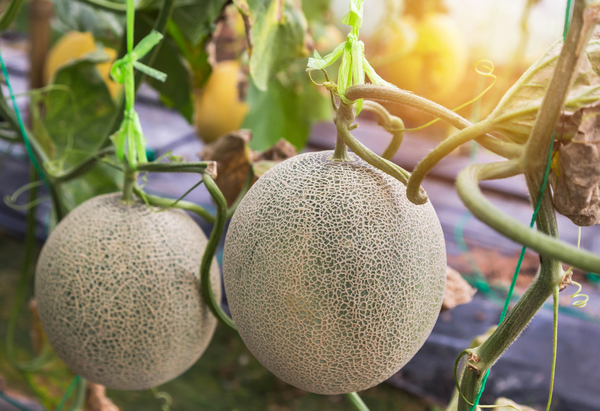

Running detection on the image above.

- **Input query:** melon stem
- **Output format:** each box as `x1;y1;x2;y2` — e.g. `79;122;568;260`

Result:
122;168;136;203
331;102;354;161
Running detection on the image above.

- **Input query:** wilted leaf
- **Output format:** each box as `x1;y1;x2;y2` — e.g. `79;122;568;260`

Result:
494;398;536;411
200;131;296;205
243;63;332;150
201;130;254;206
490;38;600;143
31;54;120;210
552;103;600;226
247;0;308;91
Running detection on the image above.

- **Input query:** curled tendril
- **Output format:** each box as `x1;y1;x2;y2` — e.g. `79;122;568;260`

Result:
152;388;172;411
570;281;589;308
563;228;590;308
4;180;48;211
308;68;339;110
404;59;498;133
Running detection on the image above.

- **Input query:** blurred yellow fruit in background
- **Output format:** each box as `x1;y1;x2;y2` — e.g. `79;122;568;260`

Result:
194;60;249;143
45;31;120;99
372;13;468;102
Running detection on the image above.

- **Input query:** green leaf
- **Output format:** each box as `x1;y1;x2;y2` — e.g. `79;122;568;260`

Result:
137;0;227;46
171;0;229;46
136;12;194;123
30;54;120;210
301;0;331;22
490;38;600;143
243;63;332;151
51;0;125;48
248;0;308;91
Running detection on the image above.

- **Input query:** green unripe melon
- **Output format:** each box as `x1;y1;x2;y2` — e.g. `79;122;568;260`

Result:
35;193;221;390
223;151;446;395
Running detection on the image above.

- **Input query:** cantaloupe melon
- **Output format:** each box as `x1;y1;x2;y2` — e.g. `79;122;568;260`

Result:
35;193;220;390
223;151;447;395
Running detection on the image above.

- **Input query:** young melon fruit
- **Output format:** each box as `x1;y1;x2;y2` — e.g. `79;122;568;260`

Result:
45;31;120;99
223;151;447;395
35;193;221;390
194;60;249;143
372;13;467;102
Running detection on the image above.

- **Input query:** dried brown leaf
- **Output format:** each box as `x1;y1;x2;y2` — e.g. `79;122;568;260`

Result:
552;103;600;226
441;266;476;312
201;133;297;205
85;383;120;411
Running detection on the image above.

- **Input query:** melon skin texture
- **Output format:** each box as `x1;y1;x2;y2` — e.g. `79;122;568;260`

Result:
35;193;221;390
223;151;447;395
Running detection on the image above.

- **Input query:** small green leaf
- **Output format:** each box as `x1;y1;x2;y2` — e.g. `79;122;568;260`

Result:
307;43;344;70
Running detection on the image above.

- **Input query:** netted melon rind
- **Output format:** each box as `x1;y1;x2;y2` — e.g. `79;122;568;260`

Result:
223;151;446;395
35;193;221;390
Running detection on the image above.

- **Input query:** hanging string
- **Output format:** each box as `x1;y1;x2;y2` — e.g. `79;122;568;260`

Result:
469;1;573;409
0;51;49;187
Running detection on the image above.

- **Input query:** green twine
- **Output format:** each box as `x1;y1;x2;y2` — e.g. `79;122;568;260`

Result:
469;1;573;409
0;390;35;411
54;375;81;411
0;50;49;187
1;41;86;411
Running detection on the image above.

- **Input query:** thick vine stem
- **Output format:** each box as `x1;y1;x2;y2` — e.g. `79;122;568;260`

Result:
361;100;406;160
406;119;495;204
201;175;237;331
335;103;426;199
457;184;563;410
524;0;599;187
456;162;600;273
345;85;523;160
136;161;217;177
